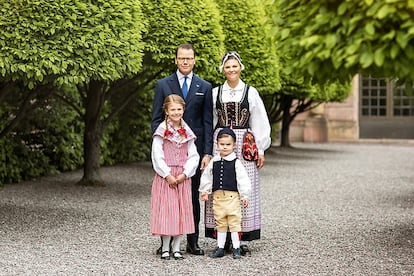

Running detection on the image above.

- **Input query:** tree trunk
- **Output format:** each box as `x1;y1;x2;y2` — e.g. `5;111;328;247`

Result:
78;81;106;186
280;95;294;147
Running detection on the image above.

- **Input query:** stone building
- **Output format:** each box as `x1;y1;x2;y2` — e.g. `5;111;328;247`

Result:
290;75;414;142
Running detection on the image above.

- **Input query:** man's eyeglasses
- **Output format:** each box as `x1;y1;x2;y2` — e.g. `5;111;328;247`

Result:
177;57;194;62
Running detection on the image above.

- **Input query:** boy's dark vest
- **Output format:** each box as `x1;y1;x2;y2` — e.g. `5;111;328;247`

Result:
212;158;238;192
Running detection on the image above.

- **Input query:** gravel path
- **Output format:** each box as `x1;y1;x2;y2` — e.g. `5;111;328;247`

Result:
1;142;413;275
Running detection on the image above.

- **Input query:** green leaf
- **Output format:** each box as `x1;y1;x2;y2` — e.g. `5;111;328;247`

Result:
360;50;374;68
345;54;359;68
376;4;396;19
390;44;400;59
396;31;409;49
364;22;375;36
337;2;349;16
346;41;361;55
374;47;385;66
325;34;337;48
381;29;395;41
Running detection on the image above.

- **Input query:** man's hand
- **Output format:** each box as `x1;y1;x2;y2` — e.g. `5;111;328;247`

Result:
200;192;209;201
200;155;212;170
242;198;249;208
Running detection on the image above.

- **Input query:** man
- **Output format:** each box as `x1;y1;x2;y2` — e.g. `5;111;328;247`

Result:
151;43;213;255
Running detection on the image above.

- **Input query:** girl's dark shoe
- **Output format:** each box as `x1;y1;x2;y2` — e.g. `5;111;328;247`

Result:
240;245;251;256
160;251;170;260
173;251;184;260
232;248;241;259
208;247;225;258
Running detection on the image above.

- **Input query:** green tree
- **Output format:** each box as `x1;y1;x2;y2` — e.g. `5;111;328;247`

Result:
275;0;414;83
265;69;350;147
0;83;84;185
263;1;353;147
0;0;146;185
214;0;279;94
107;0;225;162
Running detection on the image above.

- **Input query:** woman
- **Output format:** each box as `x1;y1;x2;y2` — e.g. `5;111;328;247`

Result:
204;51;271;255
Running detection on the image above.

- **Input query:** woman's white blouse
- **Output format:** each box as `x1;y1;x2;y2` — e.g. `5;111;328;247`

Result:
212;80;271;154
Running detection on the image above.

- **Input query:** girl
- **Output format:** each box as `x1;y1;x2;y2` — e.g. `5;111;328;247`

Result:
150;94;200;260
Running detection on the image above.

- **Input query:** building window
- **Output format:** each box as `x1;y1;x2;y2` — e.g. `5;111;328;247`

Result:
393;84;414;116
360;76;414;118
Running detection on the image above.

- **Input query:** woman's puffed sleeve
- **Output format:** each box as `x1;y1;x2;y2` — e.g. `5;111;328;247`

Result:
235;159;251;199
248;86;271;154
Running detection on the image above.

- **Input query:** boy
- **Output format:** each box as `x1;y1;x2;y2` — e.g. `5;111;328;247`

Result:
199;128;251;259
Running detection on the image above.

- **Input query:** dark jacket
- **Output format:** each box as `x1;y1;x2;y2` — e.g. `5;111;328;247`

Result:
151;72;213;157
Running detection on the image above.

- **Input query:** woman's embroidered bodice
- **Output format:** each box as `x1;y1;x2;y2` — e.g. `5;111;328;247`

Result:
216;85;250;128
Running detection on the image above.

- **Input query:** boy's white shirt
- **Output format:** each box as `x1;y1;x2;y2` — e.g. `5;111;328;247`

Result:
199;152;251;199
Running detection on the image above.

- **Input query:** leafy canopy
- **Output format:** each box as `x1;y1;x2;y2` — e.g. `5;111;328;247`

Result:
0;0;145;88
215;0;280;93
275;0;414;83
141;0;224;83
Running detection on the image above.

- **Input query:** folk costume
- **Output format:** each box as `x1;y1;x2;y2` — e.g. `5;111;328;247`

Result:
204;80;271;242
150;119;199;236
200;151;251;233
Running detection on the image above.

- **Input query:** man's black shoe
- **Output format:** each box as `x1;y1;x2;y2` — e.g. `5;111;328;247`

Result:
224;240;232;253
186;244;205;255
240;244;251;256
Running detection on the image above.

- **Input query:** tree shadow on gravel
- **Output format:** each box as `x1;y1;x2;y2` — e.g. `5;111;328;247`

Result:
385;187;414;209
0;203;98;233
0;162;154;200
367;223;414;260
265;145;348;166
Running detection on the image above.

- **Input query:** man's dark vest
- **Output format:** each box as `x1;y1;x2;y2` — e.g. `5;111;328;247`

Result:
212;158;238;192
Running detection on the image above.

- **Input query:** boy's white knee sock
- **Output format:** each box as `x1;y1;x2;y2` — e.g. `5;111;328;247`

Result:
217;232;226;248
231;232;240;249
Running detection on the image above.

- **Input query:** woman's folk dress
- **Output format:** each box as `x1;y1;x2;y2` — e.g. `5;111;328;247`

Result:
204;80;271;241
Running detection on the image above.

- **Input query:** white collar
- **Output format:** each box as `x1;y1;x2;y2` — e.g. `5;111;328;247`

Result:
176;70;193;80
223;79;245;91
215;151;237;161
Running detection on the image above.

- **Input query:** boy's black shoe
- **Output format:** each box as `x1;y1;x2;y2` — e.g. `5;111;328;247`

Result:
232;248;241;259
208;247;225;258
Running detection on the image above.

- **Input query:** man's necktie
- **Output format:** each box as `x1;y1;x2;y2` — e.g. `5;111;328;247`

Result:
182;76;188;99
